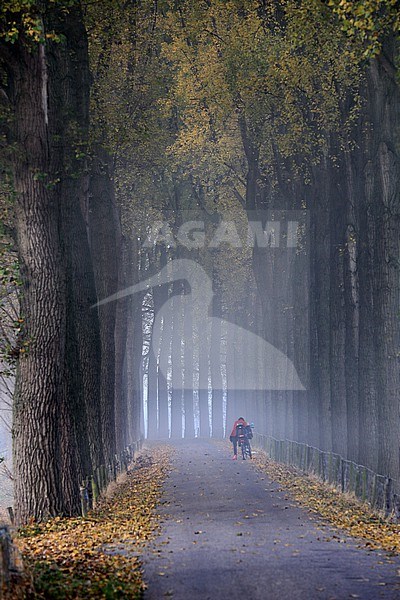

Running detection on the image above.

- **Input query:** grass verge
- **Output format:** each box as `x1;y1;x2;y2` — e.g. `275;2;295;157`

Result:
253;448;400;555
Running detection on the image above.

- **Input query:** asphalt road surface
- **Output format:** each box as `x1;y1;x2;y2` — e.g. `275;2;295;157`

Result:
142;439;400;600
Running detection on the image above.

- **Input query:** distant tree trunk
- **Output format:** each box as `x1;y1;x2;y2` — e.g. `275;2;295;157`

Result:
123;237;143;445
147;251;165;439
147;311;159;439
183;297;195;438
253;291;268;436
357;135;379;470
210;283;223;438
311;161;332;451
225;316;237;434
158;362;170;439
308;191;324;449
157;307;170;439
198;316;210;437
114;236;129;451
152;248;169;439
292;210;309;443
284;247;295;441
89;146;118;465
329;153;347;457
171;292;183;438
126;292;143;445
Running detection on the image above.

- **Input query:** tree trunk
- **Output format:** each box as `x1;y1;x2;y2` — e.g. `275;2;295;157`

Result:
210;282;223;438
89;146;118;465
329;154;347;457
198;315;210;437
183;296;195;438
367;45;400;483
147;315;159;439
6;3;94;522
114;236;129;450
343;149;360;464
10;41;65;521
170;291;183;438
311;161;332;451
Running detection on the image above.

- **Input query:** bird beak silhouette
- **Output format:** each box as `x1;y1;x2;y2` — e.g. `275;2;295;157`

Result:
93;270;164;308
93;259;206;308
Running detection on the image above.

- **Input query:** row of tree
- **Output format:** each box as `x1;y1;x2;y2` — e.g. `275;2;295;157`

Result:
0;0;399;523
139;0;400;490
0;1;151;523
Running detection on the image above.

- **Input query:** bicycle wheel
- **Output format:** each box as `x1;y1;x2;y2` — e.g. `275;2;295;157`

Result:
241;441;246;460
246;441;252;459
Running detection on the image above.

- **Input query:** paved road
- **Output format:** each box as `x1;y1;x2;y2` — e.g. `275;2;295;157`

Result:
142;439;400;599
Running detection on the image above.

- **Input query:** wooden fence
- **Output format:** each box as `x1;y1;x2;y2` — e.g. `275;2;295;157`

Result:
79;439;143;516
253;432;400;519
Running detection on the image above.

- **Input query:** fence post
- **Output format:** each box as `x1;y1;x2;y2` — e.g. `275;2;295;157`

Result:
91;474;99;507
385;478;393;517
0;525;12;589
6;508;14;526
80;481;89;518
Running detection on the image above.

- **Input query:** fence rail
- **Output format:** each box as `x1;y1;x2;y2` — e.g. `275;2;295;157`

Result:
253;433;400;519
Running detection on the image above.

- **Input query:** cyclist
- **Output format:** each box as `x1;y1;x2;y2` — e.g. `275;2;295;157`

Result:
229;416;249;460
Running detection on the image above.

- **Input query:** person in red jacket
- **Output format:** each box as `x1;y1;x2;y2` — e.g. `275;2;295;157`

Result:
229;416;248;460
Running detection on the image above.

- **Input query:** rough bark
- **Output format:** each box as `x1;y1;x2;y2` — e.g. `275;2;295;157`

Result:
5;2;94;522
89;146;118;465
10;41;65;522
367;45;400;483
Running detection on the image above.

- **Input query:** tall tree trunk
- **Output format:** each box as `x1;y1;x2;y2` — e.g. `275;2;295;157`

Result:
126;291;144;445
54;6;96;510
54;5;104;485
89;146;118;465
343;149;360;464
10;42;65;522
5;2;94;522
157;306;170;439
311;161;332;451
123;237;143;445
183;296;195;438
210;281;223;438
170;291;183;438
329;154;347;457
114;236;129;450
198;314;210;437
368;45;400;483
147;315;159;439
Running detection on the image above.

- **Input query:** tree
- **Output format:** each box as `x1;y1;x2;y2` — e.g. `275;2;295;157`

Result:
0;0;100;522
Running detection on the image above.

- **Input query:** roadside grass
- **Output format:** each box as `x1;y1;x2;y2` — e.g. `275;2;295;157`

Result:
12;445;172;599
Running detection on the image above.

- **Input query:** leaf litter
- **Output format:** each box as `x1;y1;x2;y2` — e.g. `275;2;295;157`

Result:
253;449;400;556
14;445;173;599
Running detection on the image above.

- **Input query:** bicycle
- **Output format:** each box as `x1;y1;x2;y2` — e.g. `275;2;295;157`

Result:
237;430;252;460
